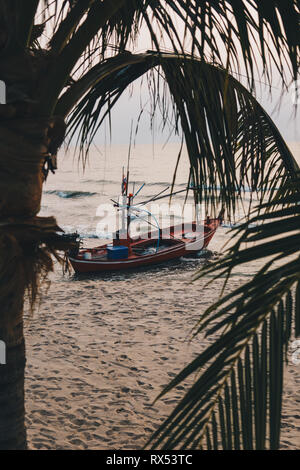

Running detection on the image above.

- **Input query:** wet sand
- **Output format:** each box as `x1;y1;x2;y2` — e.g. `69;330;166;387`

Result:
23;232;300;450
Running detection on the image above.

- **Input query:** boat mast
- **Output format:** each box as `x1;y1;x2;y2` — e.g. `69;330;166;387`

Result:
126;130;132;245
120;166;127;240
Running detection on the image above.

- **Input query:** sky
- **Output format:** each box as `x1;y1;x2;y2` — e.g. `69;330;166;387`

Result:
91;75;300;147
41;3;299;149
89;15;300;148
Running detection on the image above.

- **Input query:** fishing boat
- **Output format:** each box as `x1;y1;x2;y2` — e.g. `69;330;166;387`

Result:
68;171;222;273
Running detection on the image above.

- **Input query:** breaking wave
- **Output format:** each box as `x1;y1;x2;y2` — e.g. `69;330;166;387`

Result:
62;225;112;239
44;190;97;199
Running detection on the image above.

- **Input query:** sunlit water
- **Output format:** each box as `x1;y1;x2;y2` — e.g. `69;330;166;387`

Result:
40;141;300;267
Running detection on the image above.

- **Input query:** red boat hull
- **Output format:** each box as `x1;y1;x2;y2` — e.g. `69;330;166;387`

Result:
69;219;220;273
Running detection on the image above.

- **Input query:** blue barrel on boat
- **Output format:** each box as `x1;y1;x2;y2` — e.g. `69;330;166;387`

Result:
107;245;129;260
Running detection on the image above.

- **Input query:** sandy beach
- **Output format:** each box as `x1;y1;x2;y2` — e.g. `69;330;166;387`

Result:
23;144;300;450
23;228;300;450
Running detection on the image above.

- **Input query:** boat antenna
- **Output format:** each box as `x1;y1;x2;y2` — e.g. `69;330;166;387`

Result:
143;186;205;204
114;186;198;207
136;186;170;206
126;120;133;196
121;166;125;195
133;183;145;199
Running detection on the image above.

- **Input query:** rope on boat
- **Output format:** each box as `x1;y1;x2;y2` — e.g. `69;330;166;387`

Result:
118;203;161;253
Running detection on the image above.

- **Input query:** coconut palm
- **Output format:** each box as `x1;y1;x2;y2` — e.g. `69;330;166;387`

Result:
0;0;298;450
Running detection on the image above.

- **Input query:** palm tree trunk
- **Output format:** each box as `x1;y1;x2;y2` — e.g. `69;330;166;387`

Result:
0;116;57;449
0;256;27;450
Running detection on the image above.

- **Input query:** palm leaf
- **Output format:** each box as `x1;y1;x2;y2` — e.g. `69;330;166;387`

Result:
146;174;300;450
2;1;298;111
2;0;296;115
153;0;300;87
63;52;298;217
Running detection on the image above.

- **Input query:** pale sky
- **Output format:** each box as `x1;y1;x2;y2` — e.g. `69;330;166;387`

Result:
41;3;299;148
91;16;300;147
92;75;300;147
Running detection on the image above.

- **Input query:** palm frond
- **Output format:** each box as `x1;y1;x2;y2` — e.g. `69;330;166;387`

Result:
2;1;299;94
162;0;300;87
37;1;299;86
48;0;94;55
37;0;132;115
63;52;298;217
146;174;300;450
0;0;39;51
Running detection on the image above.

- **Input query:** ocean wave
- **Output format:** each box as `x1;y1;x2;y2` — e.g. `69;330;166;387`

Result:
84;179;183;188
62;225;112;239
44;190;97;198
83;179;116;185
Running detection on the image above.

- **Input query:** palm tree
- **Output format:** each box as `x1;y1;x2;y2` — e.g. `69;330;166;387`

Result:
0;0;298;450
